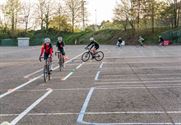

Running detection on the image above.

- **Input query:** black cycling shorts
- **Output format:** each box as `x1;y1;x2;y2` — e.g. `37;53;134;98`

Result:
59;49;65;55
44;53;50;60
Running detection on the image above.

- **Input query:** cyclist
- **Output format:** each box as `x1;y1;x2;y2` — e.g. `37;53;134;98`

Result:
116;37;123;47
85;37;99;58
159;36;164;46
39;38;53;71
138;36;144;46
56;36;65;65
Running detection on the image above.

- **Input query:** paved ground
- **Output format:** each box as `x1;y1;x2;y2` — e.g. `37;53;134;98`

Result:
0;45;181;125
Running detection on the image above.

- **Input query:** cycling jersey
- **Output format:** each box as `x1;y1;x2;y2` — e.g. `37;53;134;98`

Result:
56;41;65;55
87;40;99;50
40;43;53;57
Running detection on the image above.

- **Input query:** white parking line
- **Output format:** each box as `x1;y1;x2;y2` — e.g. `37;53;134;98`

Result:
77;87;95;124
23;52;84;78
10;89;53;125
95;71;100;80
0;75;43;99
95;80;181;84
2;110;181;117
76;62;84;69
99;62;105;69
0;53;83;99
24;69;43;78
78;122;181;125
62;72;74;80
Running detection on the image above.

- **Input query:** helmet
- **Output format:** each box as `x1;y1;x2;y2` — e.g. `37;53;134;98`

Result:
44;38;51;43
118;37;122;40
58;36;63;41
90;37;94;41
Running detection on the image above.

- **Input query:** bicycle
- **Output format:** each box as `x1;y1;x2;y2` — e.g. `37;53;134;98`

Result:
81;48;104;62
55;51;64;71
41;57;51;82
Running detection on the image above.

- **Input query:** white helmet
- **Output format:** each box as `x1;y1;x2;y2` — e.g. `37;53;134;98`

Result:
58;36;63;41
44;38;51;43
90;37;94;41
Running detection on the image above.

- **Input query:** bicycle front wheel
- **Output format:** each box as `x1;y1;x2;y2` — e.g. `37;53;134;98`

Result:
81;52;90;62
59;58;64;71
43;65;48;82
95;51;104;61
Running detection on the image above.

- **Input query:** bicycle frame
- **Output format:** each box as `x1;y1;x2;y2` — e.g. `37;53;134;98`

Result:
55;51;64;71
41;57;51;82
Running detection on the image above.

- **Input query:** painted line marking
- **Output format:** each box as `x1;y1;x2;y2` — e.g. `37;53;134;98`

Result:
62;72;74;81
95;80;181;84
96;86;181;90
10;89;53;125
0;53;83;99
95;71;100;81
76;62;84;69
8;84;181;93
99;62;105;69
24;52;84;78
0;75;43;99
2;110;181;117
77;87;94;124
24;69;43;78
80;122;181;125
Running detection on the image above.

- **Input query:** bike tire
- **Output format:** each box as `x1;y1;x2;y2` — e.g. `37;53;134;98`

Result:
47;65;51;80
81;52;90;62
95;51;104;61
59;58;63;71
43;65;48;83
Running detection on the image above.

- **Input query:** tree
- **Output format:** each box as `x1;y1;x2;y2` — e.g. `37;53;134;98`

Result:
64;0;82;32
21;0;32;32
49;15;72;32
114;0;135;31
4;0;21;32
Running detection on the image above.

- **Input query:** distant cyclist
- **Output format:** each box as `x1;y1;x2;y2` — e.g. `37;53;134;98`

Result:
159;36;164;46
39;38;53;71
56;36;65;64
85;37;99;58
138;36;144;46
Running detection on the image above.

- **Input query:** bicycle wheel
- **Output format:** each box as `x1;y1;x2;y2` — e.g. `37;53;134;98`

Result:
59;57;63;71
81;52;90;62
95;51;104;61
43;65;48;82
47;65;51;80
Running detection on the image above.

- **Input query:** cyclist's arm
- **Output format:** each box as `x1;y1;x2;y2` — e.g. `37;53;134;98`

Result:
50;47;53;56
40;45;44;57
87;41;93;48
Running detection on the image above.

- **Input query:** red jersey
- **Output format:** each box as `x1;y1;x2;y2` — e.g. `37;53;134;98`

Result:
40;43;53;56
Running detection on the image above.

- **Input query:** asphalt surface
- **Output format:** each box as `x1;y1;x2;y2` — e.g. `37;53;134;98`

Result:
0;45;181;125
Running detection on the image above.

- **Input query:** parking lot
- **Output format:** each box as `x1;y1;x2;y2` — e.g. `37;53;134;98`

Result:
0;45;181;125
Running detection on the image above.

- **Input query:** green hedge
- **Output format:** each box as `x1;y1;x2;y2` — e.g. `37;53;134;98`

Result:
0;39;17;46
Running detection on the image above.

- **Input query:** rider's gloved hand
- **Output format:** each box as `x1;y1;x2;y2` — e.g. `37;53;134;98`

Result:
39;56;41;62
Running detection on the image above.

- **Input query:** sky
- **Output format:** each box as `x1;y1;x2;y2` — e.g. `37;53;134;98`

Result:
86;0;117;24
0;0;117;25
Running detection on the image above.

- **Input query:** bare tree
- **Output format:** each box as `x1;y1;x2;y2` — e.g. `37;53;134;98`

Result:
21;0;32;32
64;0;82;32
114;0;135;31
4;0;21;32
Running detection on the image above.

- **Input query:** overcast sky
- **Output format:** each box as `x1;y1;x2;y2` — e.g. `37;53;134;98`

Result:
0;0;117;25
87;0;117;24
